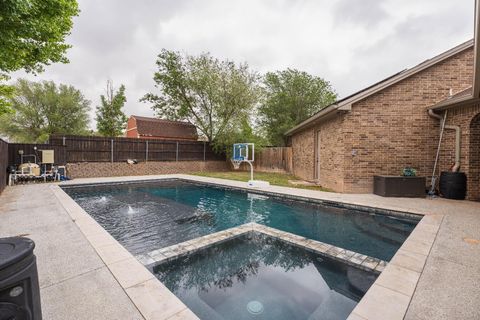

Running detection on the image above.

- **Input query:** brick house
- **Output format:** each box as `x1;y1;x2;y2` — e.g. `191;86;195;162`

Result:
285;36;480;200
125;115;198;141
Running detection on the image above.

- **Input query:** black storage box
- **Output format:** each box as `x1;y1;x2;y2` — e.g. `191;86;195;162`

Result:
373;175;426;198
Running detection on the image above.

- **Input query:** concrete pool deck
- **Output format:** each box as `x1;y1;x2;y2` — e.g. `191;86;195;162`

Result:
0;174;479;320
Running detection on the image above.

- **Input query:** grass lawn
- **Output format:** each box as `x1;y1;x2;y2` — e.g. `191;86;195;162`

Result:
192;171;332;192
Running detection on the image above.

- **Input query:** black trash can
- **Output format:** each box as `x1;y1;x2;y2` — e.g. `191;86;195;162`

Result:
439;171;467;200
0;237;42;320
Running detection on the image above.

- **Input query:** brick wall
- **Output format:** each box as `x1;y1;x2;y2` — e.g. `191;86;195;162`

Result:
440;104;480;200
317;115;346;192
469;112;480;200
342;47;474;193
291;127;315;180
125;117;138;138
290;115;346;192
66;161;228;179
291;46;477;196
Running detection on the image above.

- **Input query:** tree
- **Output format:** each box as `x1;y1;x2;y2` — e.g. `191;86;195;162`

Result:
0;0;79;116
215;116;268;156
259;69;337;146
95;81;128;137
0;75;15;115
0;0;79;74
142;50;260;148
0;79;90;142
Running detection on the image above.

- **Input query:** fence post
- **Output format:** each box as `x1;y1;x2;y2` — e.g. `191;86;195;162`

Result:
176;142;179;161
62;136;66;146
111;139;114;163
203;142;206;161
145;140;148;162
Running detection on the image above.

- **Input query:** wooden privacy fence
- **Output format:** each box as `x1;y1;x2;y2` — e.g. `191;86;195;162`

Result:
8;143;67;166
0;139;8;193
49;135;225;163
238;147;292;173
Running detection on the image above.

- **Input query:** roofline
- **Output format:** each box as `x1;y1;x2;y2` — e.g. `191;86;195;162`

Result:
285;102;351;135
430;95;480;111
285;39;474;136
137;135;198;141
131;115;195;126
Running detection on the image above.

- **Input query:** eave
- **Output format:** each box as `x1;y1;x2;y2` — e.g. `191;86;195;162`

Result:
430;95;480;111
432;0;480;111
285;103;351;136
285;39;474;136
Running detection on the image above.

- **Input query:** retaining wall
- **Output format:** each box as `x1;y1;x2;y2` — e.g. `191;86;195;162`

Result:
66;161;229;179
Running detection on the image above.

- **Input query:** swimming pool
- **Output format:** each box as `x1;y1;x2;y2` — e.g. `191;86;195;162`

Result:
154;232;378;320
63;179;419;261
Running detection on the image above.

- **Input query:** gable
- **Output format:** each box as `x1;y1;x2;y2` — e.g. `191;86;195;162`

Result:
286;40;474;136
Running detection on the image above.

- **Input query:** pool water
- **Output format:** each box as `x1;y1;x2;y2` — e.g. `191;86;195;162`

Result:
63;179;418;260
154;233;378;320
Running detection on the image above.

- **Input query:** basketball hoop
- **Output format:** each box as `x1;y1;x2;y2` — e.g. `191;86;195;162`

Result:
231;142;269;188
232;143;255;180
231;159;242;170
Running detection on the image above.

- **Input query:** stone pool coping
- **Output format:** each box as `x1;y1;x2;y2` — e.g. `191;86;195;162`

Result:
51;184;200;320
55;174;443;320
61;176;422;221
138;223;387;274
347;213;443;320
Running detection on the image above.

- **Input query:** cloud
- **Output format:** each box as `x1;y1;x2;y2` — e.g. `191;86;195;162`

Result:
334;0;389;28
330;0;474;94
10;0;474;129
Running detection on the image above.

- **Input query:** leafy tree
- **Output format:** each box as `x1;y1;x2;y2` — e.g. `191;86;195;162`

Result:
0;79;90;142
259;69;337;146
0;0;79;74
0;75;15;115
142;50;261;148
215;116;268;156
95;81;128;137
0;0;79;116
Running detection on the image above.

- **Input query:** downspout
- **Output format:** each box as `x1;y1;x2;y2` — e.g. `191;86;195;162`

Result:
428;109;461;172
429;110;447;195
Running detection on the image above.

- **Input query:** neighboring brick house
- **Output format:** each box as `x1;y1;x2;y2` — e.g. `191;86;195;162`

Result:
286;39;480;200
125;115;198;140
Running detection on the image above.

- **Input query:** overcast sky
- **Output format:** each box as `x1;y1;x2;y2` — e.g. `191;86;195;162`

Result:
12;0;474;128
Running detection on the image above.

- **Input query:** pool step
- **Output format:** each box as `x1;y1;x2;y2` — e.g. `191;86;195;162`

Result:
252;223;387;273
136;222;387;274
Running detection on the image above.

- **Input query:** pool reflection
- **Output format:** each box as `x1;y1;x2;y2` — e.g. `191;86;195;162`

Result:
154;233;377;320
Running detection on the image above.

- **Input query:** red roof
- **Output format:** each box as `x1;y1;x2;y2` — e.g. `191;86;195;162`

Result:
131;116;198;140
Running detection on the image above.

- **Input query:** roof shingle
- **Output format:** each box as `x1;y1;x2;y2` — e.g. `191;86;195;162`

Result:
132;116;198;140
